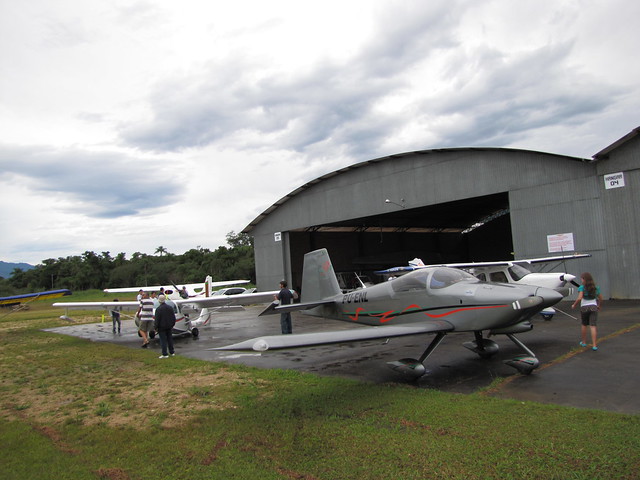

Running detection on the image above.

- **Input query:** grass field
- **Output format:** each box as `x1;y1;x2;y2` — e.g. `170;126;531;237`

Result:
0;293;638;479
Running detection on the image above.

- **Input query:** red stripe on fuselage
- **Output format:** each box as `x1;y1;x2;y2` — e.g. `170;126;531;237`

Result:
423;304;508;318
347;304;508;323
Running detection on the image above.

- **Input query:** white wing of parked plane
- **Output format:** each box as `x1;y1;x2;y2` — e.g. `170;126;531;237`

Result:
52;300;140;310
104;278;249;296
377;253;591;274
173;290;279;308
53;290;278;311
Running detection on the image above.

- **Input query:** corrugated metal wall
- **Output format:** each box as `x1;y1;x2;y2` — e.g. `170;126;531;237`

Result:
597;135;640;298
250;141;639;299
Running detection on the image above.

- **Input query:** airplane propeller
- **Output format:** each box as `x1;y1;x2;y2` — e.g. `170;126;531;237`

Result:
559;273;580;288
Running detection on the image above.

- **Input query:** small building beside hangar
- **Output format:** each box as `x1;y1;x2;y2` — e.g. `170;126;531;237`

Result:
243;127;640;299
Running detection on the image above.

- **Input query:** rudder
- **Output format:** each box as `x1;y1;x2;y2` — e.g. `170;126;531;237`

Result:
301;249;342;303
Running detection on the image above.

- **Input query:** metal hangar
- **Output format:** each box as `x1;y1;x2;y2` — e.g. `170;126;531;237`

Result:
243;127;640;299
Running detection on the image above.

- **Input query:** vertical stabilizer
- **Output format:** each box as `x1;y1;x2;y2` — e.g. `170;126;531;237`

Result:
205;275;212;297
301;249;342;303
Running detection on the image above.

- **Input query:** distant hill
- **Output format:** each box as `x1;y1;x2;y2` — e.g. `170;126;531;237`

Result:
0;261;34;279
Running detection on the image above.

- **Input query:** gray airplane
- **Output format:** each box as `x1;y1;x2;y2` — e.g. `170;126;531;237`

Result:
214;249;563;377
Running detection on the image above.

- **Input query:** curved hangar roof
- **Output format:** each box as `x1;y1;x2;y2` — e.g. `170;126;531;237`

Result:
242;147;589;234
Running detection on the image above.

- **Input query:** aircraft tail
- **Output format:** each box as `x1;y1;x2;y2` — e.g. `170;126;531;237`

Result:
301;249;342;303
205;275;212;297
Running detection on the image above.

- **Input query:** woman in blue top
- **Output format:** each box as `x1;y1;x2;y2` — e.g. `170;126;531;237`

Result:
571;272;603;351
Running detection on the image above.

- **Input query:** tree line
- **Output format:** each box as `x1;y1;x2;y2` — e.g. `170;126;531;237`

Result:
0;232;255;296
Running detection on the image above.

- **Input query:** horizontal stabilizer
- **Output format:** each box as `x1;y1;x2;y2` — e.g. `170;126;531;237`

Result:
210;322;453;352
258;300;335;316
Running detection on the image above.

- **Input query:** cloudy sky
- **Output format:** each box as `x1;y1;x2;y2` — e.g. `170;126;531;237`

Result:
1;0;638;265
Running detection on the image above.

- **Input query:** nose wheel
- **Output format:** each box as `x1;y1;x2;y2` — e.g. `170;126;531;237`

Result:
463;331;499;358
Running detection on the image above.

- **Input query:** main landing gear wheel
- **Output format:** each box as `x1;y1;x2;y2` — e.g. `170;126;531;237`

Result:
386;358;426;378
504;333;539;375
386;331;448;379
504;356;539;375
191;327;199;338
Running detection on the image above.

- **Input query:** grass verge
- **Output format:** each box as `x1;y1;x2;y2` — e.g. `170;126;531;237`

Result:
0;296;638;479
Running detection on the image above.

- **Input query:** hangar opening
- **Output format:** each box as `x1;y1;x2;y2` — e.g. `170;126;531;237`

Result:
287;192;512;288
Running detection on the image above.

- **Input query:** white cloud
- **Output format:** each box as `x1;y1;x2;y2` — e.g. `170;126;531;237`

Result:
0;0;638;264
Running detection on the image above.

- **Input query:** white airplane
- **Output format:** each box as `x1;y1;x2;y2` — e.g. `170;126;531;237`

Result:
53;286;278;338
214;249;563;377
375;253;590;320
103;275;250;300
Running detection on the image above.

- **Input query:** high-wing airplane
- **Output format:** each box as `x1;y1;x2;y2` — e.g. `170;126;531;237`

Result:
103;275;250;300
213;249;563;377
376;253;590;320
0;289;72;308
53;288;278;338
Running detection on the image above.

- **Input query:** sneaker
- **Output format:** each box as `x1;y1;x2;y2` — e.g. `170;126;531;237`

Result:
592;346;598;351
141;343;148;348
579;342;587;347
159;355;169;359
170;353;175;357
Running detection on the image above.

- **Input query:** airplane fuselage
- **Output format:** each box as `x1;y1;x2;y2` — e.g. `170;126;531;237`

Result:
319;267;562;332
467;265;576;296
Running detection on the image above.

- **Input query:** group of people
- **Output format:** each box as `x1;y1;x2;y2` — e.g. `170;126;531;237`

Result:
137;289;178;358
109;289;178;359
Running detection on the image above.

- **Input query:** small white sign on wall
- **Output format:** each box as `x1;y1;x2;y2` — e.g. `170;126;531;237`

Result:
547;233;575;253
604;172;625;190
274;232;282;242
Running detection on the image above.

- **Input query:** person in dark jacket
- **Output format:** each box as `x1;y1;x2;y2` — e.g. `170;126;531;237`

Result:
275;280;294;334
154;295;176;358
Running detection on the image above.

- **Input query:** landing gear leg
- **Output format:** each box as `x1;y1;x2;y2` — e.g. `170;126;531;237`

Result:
418;332;447;363
387;332;447;378
503;333;539;375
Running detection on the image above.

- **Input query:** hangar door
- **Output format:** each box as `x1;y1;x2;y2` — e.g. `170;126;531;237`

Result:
287;192;512;287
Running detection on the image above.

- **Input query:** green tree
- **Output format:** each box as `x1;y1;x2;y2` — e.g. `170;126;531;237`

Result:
2;230;256;294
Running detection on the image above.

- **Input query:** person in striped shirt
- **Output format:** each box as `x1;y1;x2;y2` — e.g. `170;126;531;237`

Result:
137;291;155;348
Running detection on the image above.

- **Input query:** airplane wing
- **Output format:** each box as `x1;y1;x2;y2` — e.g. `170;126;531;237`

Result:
173;290;279;308
0;289;72;306
53;290;278;311
52;300;139;310
376;253;591;274
104;279;250;294
375;261;516;274
211;321;454;352
519;253;591;265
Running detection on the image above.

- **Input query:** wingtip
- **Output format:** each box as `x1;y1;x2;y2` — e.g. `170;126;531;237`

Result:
210;338;270;352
